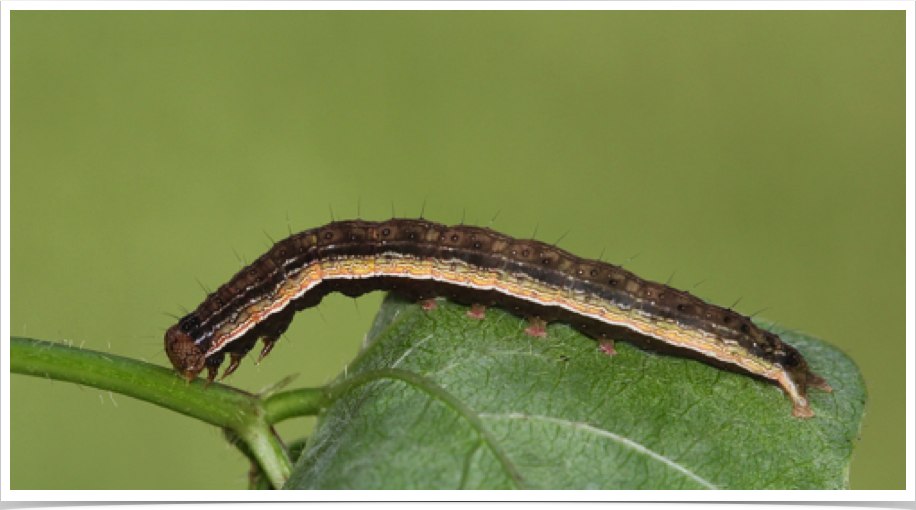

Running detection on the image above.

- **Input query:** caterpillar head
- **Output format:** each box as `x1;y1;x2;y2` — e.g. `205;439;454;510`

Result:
164;322;206;383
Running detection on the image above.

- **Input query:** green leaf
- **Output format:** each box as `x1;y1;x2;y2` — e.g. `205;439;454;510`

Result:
286;293;866;489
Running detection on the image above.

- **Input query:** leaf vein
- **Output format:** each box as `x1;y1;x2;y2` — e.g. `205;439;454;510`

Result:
478;412;718;490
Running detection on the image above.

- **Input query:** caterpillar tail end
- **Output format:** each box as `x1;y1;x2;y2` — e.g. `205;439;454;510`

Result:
807;371;833;392
792;404;815;419
790;370;832;418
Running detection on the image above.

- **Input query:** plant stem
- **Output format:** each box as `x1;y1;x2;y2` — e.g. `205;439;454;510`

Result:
265;387;330;424
11;337;293;488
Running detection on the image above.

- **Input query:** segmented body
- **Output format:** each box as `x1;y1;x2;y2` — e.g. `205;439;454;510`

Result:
164;219;830;418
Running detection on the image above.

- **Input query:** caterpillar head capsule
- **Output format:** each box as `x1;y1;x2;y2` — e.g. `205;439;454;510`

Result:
164;324;206;384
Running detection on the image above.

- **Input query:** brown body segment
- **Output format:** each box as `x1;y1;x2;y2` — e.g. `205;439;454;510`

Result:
164;218;830;417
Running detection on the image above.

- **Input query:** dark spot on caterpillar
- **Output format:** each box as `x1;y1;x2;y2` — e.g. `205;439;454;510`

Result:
324;232;333;240
590;269;598;276
474;242;482;249
740;323;751;334
521;249;530;256
382;228;391;236
178;315;200;333
408;232;416;240
542;258;551;265
609;279;618;286
677;304;686;311
451;234;459;242
350;235;358;241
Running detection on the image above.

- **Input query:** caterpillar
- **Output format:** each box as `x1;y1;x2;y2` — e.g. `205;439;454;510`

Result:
164;218;832;418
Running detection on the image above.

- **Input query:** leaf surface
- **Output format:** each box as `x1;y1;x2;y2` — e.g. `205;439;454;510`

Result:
286;294;866;489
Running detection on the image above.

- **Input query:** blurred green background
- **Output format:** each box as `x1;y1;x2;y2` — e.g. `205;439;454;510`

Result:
11;11;903;490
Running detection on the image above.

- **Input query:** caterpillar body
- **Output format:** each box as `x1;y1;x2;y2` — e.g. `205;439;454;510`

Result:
164;218;831;418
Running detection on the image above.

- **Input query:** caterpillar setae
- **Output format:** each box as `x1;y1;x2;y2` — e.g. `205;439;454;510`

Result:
164;218;831;418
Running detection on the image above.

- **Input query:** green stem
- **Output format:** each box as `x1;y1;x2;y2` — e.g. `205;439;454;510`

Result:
11;337;292;488
265;387;330;424
236;423;292;488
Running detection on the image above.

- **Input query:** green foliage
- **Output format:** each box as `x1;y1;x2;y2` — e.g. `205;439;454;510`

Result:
287;294;866;489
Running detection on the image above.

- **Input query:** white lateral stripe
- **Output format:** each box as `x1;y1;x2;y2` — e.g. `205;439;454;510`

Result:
204;267;752;382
